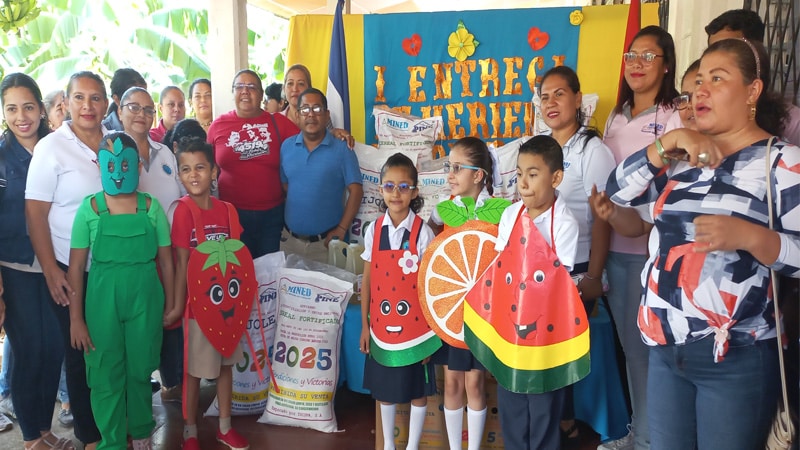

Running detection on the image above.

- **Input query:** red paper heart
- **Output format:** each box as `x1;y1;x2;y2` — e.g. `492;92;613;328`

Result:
402;33;422;57
527;27;550;51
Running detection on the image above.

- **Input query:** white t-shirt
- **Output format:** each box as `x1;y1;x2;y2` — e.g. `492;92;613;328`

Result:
360;210;435;262
25;121;107;266
551;130;616;265
495;197;579;273
138;138;185;224
428;187;492;226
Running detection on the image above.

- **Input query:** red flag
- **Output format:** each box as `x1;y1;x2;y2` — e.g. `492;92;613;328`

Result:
618;0;641;103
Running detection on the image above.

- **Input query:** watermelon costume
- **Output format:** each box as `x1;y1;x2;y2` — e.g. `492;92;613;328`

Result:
367;214;442;366
464;204;590;394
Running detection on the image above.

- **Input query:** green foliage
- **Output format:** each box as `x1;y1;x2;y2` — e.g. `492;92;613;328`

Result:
437;196;511;227
0;0;287;95
474;198;511;224
197;237;245;276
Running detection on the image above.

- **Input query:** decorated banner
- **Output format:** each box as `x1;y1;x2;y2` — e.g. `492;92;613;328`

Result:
363;7;580;157
463;206;590;394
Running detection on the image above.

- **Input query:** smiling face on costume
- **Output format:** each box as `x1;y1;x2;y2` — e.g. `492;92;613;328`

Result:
99;137;140;195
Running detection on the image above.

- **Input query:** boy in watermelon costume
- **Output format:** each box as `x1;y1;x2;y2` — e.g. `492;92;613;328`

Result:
359;153;440;450
67;133;175;450
463;135;589;450
168;141;255;450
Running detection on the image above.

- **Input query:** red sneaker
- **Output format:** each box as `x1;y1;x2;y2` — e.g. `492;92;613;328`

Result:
216;428;249;450
182;437;201;450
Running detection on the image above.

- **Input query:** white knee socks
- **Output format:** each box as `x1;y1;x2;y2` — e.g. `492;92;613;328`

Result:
444;407;463;450
466;407;487;450
380;403;397;450
406;404;427;450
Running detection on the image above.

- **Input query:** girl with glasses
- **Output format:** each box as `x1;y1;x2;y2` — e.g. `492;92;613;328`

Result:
427;136;499;450
360;153;440;450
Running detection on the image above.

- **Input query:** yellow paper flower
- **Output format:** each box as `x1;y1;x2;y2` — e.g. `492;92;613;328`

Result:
569;10;584;26
448;20;479;62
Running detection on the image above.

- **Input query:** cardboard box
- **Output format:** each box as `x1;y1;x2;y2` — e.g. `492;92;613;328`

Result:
375;367;505;449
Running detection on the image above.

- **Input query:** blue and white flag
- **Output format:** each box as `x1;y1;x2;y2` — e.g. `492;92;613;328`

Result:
326;0;350;130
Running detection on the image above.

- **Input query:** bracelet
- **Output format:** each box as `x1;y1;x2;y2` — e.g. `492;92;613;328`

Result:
584;274;600;280
654;138;670;165
337;225;347;232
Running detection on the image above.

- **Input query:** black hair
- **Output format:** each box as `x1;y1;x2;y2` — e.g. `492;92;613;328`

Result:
379;152;423;214
1;72;50;142
703;39;787;137
164;118;207;152
99;131;137;153
67;71;107;98
540;65;602;144
232;69;263;95
705;9;765;42
120;86;151;105
681;59;702;87
265;82;283;101
175;139;215;170
159;85;184;104
452;136;495;195
189;78;211;98
518;135;563;173
107;68;146;116
615;25;679;113
297;87;328;110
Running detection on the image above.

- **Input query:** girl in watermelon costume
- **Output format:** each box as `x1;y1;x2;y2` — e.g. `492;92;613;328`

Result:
359;153;440;450
67;132;175;450
168;141;253;450
427;136;504;450
466;135;585;450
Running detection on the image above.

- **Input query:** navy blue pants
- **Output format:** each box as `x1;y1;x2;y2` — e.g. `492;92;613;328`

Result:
1;267;64;441
498;384;565;450
237;203;285;259
159;326;183;388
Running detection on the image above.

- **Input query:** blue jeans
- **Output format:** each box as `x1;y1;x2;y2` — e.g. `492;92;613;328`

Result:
237;203;285;259
606;251;649;448
58;362;69;404
159;326;183;388
0;338;12;398
1;267;64;441
648;336;780;450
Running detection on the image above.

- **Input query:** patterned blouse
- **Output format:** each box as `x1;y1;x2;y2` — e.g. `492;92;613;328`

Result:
606;138;800;361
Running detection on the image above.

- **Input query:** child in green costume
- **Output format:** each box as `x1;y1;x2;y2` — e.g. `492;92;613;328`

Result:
67;132;175;450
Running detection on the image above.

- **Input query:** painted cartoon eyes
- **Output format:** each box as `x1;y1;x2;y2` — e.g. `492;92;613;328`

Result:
209;284;224;305
379;299;411;316
228;278;240;298
533;270;545;283
397;300;410;316
505;273;513;285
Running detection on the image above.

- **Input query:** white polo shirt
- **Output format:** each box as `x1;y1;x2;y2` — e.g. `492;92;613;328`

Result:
138;137;185;224
26;121;108;266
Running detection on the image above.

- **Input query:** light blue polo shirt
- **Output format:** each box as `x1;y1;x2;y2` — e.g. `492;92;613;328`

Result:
280;131;362;236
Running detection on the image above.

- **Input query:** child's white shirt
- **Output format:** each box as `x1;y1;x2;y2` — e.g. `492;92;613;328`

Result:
361;210;435;262
495;196;579;272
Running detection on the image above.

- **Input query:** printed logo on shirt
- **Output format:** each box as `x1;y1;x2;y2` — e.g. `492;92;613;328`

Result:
563;161;571;170
189;226;230;248
641;122;665;136
226;122;272;160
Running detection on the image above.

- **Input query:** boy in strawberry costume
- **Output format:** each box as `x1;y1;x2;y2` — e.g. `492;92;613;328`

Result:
67;133;175;450
168;140;255;450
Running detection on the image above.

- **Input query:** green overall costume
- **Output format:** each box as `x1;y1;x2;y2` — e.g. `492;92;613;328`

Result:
84;192;164;450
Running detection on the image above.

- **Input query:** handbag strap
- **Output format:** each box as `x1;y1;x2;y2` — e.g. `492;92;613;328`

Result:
764;136;790;415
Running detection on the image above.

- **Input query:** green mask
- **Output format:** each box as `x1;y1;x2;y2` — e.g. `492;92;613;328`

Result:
99;137;139;195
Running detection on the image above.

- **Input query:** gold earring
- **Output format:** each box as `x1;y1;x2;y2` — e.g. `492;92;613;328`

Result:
749;103;756;120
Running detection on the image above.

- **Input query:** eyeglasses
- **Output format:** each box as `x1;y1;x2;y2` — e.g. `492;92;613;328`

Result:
121;103;156;117
299;105;325;116
673;93;692;111
232;83;258;92
443;161;482;174
623;52;664;65
380;182;417;194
